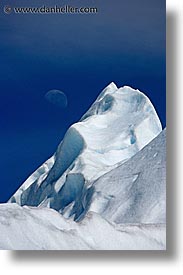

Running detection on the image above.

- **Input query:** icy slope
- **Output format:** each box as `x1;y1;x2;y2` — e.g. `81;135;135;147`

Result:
0;203;166;250
89;129;166;224
9;83;162;221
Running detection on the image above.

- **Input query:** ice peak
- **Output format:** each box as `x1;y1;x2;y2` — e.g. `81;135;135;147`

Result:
117;85;142;95
106;82;118;90
10;83;162;222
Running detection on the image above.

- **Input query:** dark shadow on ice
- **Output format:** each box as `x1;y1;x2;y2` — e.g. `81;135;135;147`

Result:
9;11;177;262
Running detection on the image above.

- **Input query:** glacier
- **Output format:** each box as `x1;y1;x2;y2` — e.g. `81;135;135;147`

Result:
9;83;162;222
0;129;166;250
0;83;166;250
89;128;166;224
0;204;165;250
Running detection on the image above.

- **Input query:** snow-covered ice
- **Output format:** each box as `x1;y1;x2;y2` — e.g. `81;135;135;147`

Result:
89;129;166;224
0;203;165;250
0;83;165;250
9;83;162;221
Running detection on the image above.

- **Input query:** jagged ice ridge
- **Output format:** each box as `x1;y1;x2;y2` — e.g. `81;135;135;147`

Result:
9;83;162;222
0;83;166;250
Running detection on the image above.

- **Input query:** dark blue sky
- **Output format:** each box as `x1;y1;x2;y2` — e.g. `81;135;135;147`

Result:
0;0;166;202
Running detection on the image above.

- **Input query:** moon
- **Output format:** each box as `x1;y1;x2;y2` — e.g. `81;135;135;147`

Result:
45;90;68;109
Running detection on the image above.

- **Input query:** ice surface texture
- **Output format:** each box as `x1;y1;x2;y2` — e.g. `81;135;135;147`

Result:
1;83;166;250
0;129;166;250
9;83;162;222
90;129;166;224
0;203;165;250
